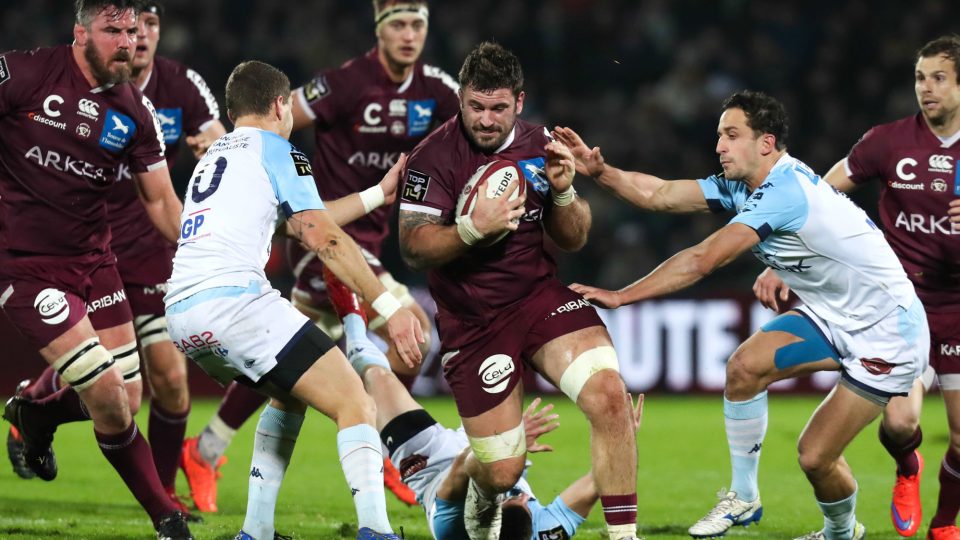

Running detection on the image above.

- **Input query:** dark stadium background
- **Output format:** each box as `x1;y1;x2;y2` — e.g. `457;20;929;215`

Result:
0;0;956;396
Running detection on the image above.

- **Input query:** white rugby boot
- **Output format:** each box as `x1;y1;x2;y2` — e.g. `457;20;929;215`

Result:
793;521;866;540
688;489;763;538
464;478;502;540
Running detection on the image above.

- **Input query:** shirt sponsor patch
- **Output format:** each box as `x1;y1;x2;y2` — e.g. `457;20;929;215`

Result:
290;149;313;176
402;169;430;202
156;108;183;144
0;56;9;86
99;109;137;153
303;75;330;103
518;157;550;194
407;99;435;136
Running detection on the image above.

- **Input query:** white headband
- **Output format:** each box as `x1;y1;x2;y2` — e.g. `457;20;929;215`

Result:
375;4;429;31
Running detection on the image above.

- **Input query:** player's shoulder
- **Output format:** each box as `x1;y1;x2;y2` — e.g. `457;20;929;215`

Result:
417;61;459;94
859;114;926;147
151;55;188;77
409;115;463;157
0;45;69;86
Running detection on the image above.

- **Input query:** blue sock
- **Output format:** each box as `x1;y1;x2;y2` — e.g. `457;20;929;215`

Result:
818;488;857;540
338;423;392;533
724;391;768;502
242;405;304;540
343;313;390;375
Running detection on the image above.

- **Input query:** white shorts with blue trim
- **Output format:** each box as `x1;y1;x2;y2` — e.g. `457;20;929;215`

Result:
165;280;312;385
798;297;929;400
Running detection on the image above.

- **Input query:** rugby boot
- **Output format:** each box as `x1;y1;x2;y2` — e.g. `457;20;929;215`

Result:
793;522;866;540
688;489;763;538
234;530;293;540
3;395;57;480
7;425;35;479
180;436;226;512
464;478;502;540
892;451;923;536
165;486;203;523
323;266;368;324
929;525;960;540
383;456;417;506
155;512;194;540
357;527;403;540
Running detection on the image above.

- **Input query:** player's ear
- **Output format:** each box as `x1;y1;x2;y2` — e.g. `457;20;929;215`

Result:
74;23;87;46
274;95;285;121
515;91;525;115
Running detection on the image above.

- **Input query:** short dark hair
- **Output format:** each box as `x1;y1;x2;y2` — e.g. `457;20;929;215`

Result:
917;35;960;83
75;0;140;27
225;61;291;119
142;0;165;18
721;90;789;151
499;504;533;540
458;42;524;98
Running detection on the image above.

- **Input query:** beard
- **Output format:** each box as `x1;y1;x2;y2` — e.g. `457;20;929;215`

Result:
466;123;509;152
85;40;132;86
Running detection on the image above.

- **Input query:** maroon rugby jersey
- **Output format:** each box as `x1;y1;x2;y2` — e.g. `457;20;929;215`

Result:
0;46;166;257
401;116;558;323
294;48;459;257
107;55;220;259
846;113;960;312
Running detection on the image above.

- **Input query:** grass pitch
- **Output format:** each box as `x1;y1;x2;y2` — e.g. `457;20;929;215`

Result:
0;394;949;539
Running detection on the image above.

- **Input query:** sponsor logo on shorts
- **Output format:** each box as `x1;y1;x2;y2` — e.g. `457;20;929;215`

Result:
402;169;430;202
173;331;227;357
859;357;894;376
398;453;428;481
34;288;69;325
86;289;127;313
0;56;10;86
479;354;515;394
545;298;592;319
142;283;168;295
942;344;960;357
538;525;570;540
302;76;329;102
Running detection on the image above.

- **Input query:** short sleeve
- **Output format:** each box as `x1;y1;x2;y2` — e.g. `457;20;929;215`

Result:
399;140;456;221
180;67;220;135
530;497;586;539
260;133;325;217
127;93;168;173
845;126;887;185
697;174;741;213
0;50;41;117
729;177;809;240
294;69;341;128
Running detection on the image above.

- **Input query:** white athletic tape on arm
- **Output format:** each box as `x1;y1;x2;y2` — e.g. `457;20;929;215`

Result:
455;215;484;246
371;292;403;321
359;185;385;214
53;338;116;391
468;422;526;463
110;342;142;383
551;186;577;207
559;345;620;403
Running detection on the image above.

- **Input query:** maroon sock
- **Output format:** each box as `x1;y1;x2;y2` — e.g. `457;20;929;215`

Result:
931;448;960;528
96;422;177;525
149;400;190;491
879;424;922;476
218;382;267;429
22;367;61;400
28;386;90;434
600;493;637;528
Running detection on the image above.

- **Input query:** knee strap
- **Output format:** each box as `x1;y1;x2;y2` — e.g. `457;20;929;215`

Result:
110;342;141;383
134;314;171;348
467;422;526;463
559;345;620;403
53;338;115;391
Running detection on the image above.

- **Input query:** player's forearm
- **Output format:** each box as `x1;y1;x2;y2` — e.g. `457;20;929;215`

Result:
617;245;715;305
325;185;386;227
143;194;183;243
595;165;668;211
545;198;591;251
559;473;600;518
400;224;470;271
311;229;387;303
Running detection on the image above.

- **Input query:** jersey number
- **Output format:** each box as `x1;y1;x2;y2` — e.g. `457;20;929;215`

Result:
191;156;228;203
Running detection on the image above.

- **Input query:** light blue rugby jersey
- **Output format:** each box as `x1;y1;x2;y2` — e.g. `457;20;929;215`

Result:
697;153;915;331
166;127;325;305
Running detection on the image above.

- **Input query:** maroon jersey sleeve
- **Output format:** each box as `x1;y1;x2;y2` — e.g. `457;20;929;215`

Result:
126;92;167;174
298;65;350;129
846;126;890;184
422;64;460;125
0;49;48;116
179;66;220;135
400;121;459;222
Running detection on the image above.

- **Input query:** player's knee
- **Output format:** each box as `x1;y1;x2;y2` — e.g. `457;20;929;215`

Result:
52;338;117;392
486;459;525;493
110;342;142;386
468;423;526;491
561;346;622;412
725;352;766;400
145;355;189;404
797;441;835;479
576;369;628;423
337;391;377;426
82;370;133;430
881;408;920;441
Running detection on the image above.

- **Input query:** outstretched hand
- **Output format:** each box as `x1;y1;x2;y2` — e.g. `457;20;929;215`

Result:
544;141;576;192
569;283;622;309
378;153;408;205
385;306;424;368
552;126;605;178
752;267;792;313
628;393;644;434
523;397;559;453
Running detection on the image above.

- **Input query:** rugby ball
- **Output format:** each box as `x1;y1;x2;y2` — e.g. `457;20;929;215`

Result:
455;160;526;246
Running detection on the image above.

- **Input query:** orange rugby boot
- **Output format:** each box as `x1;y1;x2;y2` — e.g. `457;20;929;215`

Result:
892;450;924;537
928;525;960;540
383;456;417;506
180;436;226;513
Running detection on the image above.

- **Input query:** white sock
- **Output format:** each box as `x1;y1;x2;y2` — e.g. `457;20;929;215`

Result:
338;423;392;533
198;414;237;466
818;488;857;540
725;391;767;502
242;405;303;539
343;313;390;375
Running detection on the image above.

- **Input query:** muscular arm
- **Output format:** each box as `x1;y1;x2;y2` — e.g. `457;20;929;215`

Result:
545;197;591;251
398;210;470;271
558;473;599;518
595;165;712;213
134;167;183;243
823;159;857;192
572;223;760;308
435;447;471;502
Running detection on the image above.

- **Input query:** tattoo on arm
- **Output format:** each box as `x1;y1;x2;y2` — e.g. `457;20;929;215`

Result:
287;213;316;242
399;210;445;268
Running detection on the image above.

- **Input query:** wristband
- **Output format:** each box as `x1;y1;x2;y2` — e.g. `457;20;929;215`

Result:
371;292;402;320
359;185;385;214
455;215;484;246
551;185;576;207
